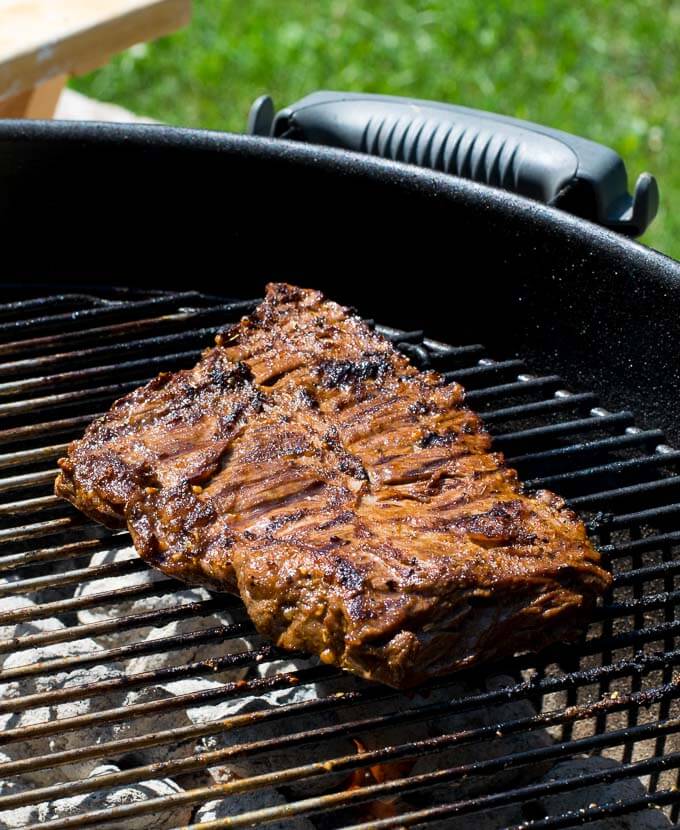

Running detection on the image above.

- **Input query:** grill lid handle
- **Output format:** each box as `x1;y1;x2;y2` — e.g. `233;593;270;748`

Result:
250;91;659;237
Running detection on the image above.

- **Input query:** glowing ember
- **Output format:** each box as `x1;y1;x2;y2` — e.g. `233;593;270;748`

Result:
345;738;414;820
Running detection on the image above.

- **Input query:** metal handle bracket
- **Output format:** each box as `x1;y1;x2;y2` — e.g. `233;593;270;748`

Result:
249;91;659;237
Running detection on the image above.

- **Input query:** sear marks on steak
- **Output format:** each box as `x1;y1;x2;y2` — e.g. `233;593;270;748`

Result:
56;283;610;688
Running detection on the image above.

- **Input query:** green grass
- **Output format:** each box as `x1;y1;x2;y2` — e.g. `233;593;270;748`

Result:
72;0;680;257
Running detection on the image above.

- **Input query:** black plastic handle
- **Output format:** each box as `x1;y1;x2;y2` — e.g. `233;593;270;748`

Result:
249;91;659;237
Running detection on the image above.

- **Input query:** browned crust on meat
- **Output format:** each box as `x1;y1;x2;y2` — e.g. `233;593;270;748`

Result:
55;283;611;688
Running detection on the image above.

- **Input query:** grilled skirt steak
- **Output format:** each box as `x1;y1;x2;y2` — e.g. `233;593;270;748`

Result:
56;283;610;688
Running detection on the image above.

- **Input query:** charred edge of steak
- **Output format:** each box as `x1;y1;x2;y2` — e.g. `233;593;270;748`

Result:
322;427;369;481
296;387;318;410
316;352;393;389
209;359;253;389
127;482;238;592
215;284;324;344
54;465;127;530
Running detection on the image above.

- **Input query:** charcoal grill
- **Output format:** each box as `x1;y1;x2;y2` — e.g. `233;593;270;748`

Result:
0;285;678;829
1;100;680;828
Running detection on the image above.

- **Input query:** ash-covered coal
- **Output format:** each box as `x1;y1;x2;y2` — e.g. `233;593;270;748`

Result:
191;659;349;798
185;659;555;810
535;755;673;830
74;546;210;646
125;608;253;695
0;632;195;784
0;761;193;829
194;782;315;829
405;672;554;805
0;595;64;665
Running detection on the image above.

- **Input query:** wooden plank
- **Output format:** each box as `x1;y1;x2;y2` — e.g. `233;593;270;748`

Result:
0;0;191;100
0;86;32;118
0;73;67;118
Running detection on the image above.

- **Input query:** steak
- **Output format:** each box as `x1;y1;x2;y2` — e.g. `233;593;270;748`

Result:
56;283;610;688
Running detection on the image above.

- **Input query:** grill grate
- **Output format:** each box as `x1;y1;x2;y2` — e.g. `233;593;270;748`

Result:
0;288;678;830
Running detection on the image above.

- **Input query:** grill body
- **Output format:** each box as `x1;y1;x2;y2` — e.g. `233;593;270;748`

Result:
2;121;679;447
0;120;679;829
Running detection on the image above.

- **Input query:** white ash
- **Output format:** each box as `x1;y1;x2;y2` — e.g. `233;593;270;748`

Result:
188;667;555;805
191;664;352;797
0;634;194;784
298;669;551;801
0;762;192;829
0;595;64;668
73;546;210;647
255;656;319;678
190;665;475;797
194;779;315;829
536;755;673;829
147;674;226;698
0;642;122;786
0;630;110;698
0;751;34;830
0;555;249;792
102;684;196;770
1;557;664;830
188;666;547;828
46;764;193;829
191;661;438;798
125;609;254;695
0;692;194;786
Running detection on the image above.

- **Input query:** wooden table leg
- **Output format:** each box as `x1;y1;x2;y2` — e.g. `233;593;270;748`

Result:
0;74;68;119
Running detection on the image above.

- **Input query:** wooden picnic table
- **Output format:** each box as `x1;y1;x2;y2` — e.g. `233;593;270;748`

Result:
0;0;191;118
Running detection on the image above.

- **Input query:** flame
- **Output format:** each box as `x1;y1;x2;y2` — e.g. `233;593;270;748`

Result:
346;737;414;820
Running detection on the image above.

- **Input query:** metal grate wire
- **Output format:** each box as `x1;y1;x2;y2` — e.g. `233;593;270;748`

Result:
0;288;678;829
